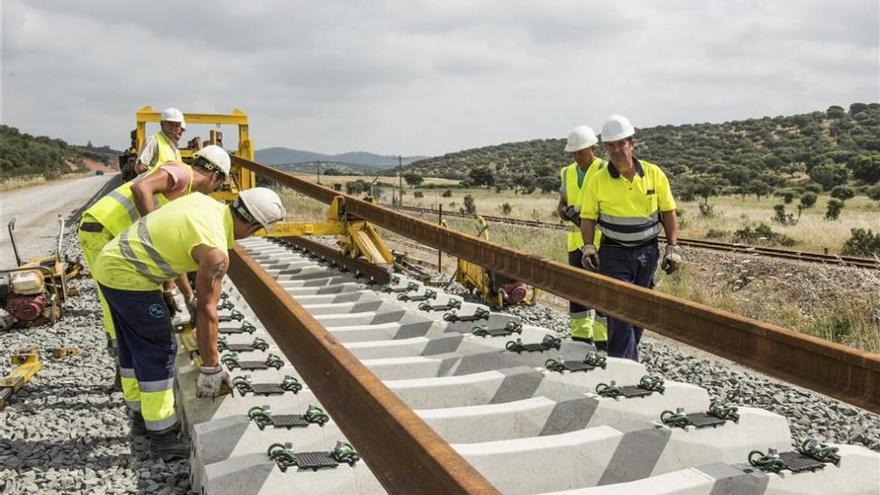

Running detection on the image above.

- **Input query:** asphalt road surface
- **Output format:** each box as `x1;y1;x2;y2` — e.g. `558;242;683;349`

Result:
0;173;118;266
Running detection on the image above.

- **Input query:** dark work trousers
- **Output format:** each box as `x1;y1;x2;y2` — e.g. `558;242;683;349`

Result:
598;242;660;361
99;284;179;431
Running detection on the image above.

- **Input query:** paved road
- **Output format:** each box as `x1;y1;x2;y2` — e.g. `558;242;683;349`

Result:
0;173;118;266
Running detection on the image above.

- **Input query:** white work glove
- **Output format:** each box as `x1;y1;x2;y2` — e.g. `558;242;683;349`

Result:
580;245;599;272
661;244;683;274
196;365;231;398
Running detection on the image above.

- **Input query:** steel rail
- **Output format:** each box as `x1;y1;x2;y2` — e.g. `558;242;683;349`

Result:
227;246;500;494
232;155;880;412
277;235;392;285
397;205;880;269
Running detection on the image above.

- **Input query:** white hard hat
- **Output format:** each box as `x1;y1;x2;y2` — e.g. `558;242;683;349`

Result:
236;188;286;231
193;145;231;177
601;114;635;142
564;125;598;152
160;107;186;129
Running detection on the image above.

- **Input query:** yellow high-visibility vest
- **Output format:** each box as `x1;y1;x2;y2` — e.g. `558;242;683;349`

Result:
580;159;676;247
83;165;193;237
561;158;604;252
94;193;234;291
151;132;181;169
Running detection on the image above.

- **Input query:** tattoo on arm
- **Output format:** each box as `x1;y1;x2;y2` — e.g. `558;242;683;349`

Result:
209;260;228;289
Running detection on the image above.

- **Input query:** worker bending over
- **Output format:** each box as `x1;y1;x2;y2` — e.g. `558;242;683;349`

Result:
579;115;682;361
556;125;607;350
134;107;186;175
79;146;231;359
92;188;285;459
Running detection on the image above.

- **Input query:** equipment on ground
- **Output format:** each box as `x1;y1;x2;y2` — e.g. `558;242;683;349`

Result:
564;125;598;152
452;216;536;309
0;348;42;409
601;114;635;142
1;216;81;329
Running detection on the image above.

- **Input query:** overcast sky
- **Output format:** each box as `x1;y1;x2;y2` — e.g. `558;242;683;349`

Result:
1;0;878;157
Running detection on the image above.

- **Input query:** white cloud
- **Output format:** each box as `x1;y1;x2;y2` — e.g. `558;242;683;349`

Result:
1;0;877;156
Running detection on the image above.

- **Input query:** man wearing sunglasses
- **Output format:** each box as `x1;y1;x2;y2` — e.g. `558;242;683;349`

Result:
78;146;231;376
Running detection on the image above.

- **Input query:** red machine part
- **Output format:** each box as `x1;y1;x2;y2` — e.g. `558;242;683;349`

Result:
6;294;47;322
501;282;528;305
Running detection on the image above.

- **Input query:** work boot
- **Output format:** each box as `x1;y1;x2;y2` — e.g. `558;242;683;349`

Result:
148;425;191;461
571;336;594;345
130;411;147;438
595;341;607;352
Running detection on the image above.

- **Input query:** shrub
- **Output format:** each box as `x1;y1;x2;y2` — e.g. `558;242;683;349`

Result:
441;189;453;198
841;228;880;257
825;198;845;220
803;182;823;194
733;223;796;247
499;202;513;215
830;185;855;201
799;192;817;209
868;185;880;201
332;183;342;192
772;204;798;225
706;228;729;239
413;191;424;198
460;194;477;215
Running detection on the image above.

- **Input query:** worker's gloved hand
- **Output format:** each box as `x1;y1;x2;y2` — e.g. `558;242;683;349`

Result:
196;365;232;398
580;245;600;272
162;291;180;316
560;206;581;225
185;296;197;325
661;244;683;274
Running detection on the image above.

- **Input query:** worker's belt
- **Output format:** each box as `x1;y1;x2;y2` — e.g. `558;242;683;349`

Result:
79;222;105;233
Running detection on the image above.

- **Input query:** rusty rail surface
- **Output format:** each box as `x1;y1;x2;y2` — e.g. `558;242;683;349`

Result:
228;246;500;494
232;155;880;412
395;205;880;270
276;235;392;285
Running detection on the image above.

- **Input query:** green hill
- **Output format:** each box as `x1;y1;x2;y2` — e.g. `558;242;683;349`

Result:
0;125;117;179
399;103;880;194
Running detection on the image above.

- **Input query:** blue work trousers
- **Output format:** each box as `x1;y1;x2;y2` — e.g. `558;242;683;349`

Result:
99;284;179;431
598;242;660;361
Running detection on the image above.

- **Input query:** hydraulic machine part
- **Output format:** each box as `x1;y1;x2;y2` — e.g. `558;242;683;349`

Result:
0;348;42;410
452;216;535;309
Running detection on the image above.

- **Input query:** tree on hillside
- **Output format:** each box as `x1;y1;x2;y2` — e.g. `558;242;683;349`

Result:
403;173;424;187
799;192;817;209
826;105;847;119
849;153;880;184
323;167;343;175
468;167;495;187
747;179;771;201
808;163;849;191
536;176;558;194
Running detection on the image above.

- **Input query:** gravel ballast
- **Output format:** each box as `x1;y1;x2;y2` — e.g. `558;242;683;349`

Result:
0;227;190;494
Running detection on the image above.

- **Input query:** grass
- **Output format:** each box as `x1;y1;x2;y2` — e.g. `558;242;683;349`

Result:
276;184;880;354
0;172;93;192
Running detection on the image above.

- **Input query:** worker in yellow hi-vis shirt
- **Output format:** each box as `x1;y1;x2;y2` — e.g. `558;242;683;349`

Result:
79;145;231;362
92;188;286;460
556;125;608;351
580;115;682;361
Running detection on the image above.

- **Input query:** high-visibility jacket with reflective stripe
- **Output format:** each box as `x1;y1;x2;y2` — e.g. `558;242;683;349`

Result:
560;158;604;252
151;132;181;169
580;159;676;247
93;193;234;291
83;165;193;237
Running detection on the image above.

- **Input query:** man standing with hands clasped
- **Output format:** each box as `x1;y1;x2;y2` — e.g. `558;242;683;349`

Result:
578;115;682;361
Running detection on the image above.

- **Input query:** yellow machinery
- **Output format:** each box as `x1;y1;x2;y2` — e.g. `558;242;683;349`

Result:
454;216;536;309
0;348;42;409
119;105;257;198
